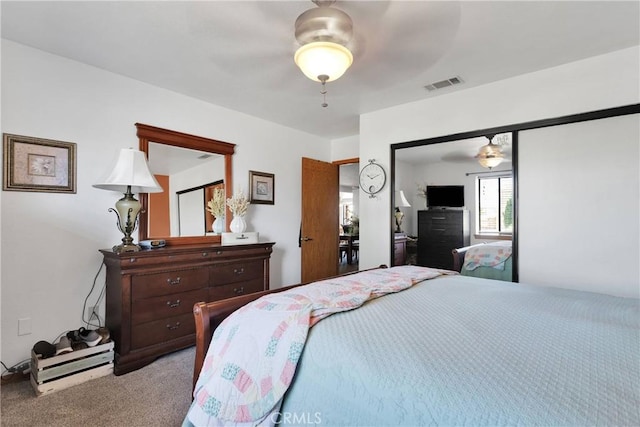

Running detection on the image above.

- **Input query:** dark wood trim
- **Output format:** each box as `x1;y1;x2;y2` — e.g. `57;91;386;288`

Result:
333;157;359;165
511;131;519;283
136;123;236;246
136;123;235;155
390;104;640;151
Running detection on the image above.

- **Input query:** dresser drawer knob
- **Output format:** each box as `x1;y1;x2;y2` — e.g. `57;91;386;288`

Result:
166;277;181;286
166;299;181;308
233;267;245;275
233;286;244;295
202;252;208;257
433;217;446;220
166;322;181;330
216;250;222;255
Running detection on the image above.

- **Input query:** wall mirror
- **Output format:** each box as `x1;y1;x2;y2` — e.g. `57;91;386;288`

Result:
137;123;235;246
391;128;518;281
390;103;640;284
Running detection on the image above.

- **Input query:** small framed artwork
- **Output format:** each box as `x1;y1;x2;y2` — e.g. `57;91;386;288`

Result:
3;133;77;193
249;170;274;205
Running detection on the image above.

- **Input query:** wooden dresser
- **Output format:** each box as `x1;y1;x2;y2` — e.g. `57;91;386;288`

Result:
417;210;469;270
393;233;407;266
100;242;274;375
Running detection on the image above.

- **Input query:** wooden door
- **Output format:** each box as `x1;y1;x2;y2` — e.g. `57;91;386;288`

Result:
301;157;339;283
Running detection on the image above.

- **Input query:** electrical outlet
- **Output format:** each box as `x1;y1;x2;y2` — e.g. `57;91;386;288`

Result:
85;305;99;321
18;318;31;336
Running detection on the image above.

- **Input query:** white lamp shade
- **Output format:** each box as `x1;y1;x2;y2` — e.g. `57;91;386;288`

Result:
395;190;411;208
93;148;163;194
294;41;353;82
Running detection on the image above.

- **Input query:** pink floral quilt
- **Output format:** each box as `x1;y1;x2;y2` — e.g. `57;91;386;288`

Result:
186;266;451;427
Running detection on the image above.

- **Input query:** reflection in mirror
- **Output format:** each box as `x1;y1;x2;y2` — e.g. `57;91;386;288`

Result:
173;180;224;236
393;132;514;281
147;143;225;237
137;123;235;246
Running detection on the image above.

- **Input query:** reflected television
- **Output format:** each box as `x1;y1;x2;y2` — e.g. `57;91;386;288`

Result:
426;185;464;209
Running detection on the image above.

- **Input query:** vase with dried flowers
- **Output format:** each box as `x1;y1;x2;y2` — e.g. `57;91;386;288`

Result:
226;188;249;233
207;188;226;234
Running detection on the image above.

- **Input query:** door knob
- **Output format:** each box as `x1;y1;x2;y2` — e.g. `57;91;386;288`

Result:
300;236;313;242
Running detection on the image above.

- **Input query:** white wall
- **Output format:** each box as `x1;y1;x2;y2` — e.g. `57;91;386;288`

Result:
331;135;359;161
360;47;639;297
0;40;329;366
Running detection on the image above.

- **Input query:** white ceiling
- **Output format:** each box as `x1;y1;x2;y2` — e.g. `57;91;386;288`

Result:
2;1;638;140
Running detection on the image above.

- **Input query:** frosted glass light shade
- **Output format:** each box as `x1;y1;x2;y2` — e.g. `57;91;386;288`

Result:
294;41;353;82
93;148;162;194
476;142;505;169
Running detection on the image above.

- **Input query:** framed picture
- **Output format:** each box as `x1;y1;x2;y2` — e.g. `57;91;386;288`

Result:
3;133;77;193
249;170;274;205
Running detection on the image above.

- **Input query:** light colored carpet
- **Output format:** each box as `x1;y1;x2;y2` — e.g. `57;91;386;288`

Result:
1;346;195;426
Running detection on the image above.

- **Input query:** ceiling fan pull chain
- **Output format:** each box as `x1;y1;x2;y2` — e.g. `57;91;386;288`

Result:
320;74;328;108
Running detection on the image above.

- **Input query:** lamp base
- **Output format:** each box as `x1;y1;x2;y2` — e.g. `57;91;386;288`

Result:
113;243;141;254
394;208;405;234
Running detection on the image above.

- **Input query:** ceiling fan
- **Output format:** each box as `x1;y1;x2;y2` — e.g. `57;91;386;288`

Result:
183;1;462;100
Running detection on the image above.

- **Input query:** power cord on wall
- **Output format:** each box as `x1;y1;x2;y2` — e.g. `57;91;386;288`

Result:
3;260;108;385
1;360;31;384
82;261;106;329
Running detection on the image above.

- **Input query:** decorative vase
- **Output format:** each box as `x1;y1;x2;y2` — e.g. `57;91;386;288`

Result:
212;217;224;234
230;215;246;233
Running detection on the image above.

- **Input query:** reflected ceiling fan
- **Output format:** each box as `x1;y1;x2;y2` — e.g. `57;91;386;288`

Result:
441;134;512;167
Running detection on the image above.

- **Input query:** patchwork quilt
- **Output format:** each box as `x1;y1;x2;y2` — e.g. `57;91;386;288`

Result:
185;266;450;427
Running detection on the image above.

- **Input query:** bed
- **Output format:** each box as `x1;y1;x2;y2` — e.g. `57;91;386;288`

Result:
185;266;639;426
452;241;513;281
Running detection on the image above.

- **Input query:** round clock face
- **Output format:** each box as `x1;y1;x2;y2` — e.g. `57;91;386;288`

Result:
359;162;386;195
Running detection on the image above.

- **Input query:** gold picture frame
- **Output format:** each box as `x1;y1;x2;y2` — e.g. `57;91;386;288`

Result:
3;133;77;193
249;170;274;205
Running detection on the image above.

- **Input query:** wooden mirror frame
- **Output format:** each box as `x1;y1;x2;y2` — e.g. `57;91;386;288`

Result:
136;123;235;246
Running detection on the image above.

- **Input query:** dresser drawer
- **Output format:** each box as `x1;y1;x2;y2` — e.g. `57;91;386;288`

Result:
118;251;214;269
131;288;208;325
132;268;209;300
130;312;195;350
210;260;263;286
209;278;264;300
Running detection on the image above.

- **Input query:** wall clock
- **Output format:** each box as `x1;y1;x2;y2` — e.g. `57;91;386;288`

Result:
359;160;386;197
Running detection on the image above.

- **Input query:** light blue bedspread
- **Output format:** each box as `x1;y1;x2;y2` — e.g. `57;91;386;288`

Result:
280;275;639;426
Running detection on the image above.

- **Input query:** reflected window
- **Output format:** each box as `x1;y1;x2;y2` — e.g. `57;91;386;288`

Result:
477;175;513;234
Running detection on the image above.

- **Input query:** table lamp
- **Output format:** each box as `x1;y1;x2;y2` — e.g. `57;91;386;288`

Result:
93;148;163;253
394;190;411;233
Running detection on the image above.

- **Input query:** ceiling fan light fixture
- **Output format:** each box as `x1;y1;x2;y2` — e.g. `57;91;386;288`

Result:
476;139;505;169
294;41;353;82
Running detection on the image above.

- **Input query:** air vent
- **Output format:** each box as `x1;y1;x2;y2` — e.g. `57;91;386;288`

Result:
197;154;212;159
424;76;463;92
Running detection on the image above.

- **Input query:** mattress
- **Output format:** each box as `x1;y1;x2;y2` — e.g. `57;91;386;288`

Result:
280;275;639;426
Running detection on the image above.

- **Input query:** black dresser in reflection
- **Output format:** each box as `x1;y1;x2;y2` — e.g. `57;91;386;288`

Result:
417;210;470;270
